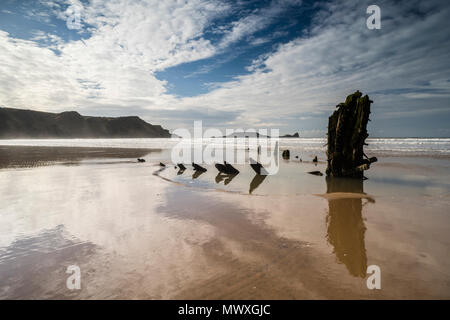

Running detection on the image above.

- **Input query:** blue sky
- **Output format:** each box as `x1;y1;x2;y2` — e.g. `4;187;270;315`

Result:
0;0;449;137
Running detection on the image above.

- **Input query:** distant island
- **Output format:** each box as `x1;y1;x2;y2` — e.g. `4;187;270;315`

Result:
217;131;300;139
281;132;299;138
223;132;270;138
0;107;171;138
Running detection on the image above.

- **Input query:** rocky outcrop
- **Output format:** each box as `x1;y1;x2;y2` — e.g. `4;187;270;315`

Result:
326;91;377;178
0;107;170;138
281;132;299;138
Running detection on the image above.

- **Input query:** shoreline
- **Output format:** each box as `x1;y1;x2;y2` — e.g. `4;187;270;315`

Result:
1;138;449;161
0;145;157;169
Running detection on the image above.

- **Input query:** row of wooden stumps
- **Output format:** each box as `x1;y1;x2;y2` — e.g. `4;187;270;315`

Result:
151;91;376;277
169;160;265;194
171;161;239;174
147;90;378;181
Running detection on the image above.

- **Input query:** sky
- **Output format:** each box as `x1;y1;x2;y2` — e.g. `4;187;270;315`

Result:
0;0;449;137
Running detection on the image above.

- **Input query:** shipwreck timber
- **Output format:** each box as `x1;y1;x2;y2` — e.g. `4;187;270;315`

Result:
326;91;377;178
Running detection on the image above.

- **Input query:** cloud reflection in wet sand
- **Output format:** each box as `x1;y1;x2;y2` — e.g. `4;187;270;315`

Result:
0;148;450;298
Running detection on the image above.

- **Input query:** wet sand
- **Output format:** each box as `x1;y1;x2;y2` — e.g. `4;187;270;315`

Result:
0;146;449;299
0;145;155;168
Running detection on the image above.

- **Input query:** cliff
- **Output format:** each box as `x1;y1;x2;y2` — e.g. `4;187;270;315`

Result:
0;108;171;138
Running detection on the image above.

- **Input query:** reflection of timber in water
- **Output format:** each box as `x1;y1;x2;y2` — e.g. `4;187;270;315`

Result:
325;177;368;278
192;170;205;179
215;173;237;185
249;174;267;194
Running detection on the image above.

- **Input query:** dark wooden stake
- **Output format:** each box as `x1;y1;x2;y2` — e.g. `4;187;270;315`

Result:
326;91;377;178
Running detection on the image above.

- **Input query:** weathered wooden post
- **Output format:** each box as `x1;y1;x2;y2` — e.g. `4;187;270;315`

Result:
326;91;377;178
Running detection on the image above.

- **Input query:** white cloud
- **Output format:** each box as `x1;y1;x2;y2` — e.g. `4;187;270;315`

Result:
0;0;449;136
0;30;82;109
0;0;229;112
172;0;450;129
218;0;301;49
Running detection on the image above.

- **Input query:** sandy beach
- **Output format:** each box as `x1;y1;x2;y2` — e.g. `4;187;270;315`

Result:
0;142;449;299
1;0;450;308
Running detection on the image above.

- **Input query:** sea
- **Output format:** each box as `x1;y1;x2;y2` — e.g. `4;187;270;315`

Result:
0;138;449;157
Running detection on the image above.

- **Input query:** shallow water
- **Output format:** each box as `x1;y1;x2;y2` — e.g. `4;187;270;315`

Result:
155;156;450;198
0;144;449;299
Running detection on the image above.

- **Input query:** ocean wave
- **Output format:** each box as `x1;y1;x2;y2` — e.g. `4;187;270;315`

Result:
0;138;449;156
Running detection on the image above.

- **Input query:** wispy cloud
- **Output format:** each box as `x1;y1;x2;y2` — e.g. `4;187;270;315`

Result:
0;0;449;137
0;0;229;111
218;0;301;49
173;0;450;133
